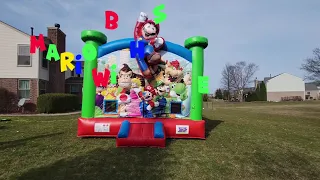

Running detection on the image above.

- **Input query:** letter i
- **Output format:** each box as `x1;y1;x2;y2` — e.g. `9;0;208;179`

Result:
75;54;82;75
110;64;117;84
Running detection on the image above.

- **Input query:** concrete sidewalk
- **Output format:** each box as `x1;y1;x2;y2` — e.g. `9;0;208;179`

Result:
0;111;81;117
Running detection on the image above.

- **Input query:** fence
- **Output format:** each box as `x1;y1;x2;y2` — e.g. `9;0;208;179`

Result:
202;99;228;109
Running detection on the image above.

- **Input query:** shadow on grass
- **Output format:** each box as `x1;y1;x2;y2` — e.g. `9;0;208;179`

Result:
17;147;176;180
203;117;223;138
251;148;320;179
0;132;64;150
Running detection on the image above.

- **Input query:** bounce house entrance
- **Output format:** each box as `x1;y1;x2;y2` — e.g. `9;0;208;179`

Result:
116;121;166;148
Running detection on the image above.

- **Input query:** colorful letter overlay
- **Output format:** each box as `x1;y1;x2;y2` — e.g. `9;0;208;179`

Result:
105;11;119;30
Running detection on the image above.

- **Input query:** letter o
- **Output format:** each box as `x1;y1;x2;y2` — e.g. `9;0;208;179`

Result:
82;44;98;61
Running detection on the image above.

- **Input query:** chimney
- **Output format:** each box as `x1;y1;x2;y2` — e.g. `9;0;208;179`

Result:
54;23;60;29
47;23;65;54
31;27;34;35
47;23;66;93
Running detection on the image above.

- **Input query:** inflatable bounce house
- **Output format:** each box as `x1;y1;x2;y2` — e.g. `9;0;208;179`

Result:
78;12;209;148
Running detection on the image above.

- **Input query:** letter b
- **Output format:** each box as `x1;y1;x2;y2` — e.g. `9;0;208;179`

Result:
105;11;119;30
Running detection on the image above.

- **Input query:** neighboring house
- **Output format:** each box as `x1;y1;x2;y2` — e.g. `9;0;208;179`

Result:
0;21;66;106
65;59;84;102
255;73;305;102
305;82;320;100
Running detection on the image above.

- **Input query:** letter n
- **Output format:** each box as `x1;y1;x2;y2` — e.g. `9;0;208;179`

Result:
30;34;46;53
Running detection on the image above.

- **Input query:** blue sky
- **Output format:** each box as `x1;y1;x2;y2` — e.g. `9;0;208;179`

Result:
2;0;319;93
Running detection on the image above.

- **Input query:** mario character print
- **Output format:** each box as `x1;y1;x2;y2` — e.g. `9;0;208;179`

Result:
134;12;166;79
139;85;159;118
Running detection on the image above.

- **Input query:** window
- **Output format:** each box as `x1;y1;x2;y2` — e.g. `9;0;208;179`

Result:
42;51;48;68
170;102;182;114
71;61;75;77
18;80;30;99
70;84;81;94
39;80;46;95
17;45;31;66
103;100;118;114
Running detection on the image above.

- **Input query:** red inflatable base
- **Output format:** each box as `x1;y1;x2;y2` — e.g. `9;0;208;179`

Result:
116;123;166;148
78;117;205;139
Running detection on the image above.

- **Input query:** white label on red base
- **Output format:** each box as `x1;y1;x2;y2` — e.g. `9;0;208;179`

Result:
94;123;110;132
176;125;189;134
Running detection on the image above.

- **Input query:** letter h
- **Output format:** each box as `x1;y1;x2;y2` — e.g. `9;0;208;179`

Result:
130;40;145;59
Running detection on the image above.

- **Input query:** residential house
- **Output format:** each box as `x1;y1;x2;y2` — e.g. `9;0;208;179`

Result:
0;21;66;108
65;76;84;102
254;73;305;102
64;57;84;102
305;82;320;100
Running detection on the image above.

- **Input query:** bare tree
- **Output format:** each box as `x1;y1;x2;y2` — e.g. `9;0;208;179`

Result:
301;48;320;82
220;63;234;100
221;61;258;102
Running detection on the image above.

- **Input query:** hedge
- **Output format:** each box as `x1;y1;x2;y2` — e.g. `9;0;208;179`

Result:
245;92;259;102
37;93;80;113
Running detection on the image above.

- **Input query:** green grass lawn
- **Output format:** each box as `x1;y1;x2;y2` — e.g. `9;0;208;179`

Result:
1;101;320;180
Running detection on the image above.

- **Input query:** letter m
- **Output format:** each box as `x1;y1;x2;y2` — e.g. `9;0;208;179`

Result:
30;34;46;53
92;68;110;87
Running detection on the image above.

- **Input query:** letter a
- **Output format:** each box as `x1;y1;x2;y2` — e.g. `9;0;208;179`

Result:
60;52;75;72
105;11;119;30
46;44;60;61
30;34;46;53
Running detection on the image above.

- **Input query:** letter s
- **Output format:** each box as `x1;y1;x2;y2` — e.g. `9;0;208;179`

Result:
153;4;167;24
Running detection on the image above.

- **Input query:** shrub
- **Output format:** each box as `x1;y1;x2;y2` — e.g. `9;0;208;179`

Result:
24;103;37;112
37;93;80;113
0;88;18;113
203;94;209;102
258;82;267;101
281;96;303;101
214;89;223;99
245;92;259;102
